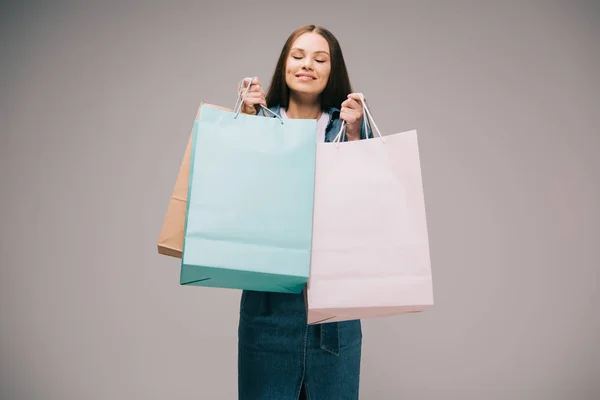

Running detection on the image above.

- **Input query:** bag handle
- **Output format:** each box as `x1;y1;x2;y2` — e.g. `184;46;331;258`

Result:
332;93;384;144
233;77;283;124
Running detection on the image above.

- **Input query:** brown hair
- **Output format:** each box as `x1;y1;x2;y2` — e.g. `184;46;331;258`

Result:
265;25;353;111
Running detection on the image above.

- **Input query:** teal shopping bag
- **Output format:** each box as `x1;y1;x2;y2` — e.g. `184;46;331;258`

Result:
181;104;317;293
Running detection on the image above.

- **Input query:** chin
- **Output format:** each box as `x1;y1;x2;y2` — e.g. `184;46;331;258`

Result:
292;88;320;96
288;83;324;97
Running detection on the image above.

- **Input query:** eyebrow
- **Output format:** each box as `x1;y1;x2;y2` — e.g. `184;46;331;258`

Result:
290;47;330;55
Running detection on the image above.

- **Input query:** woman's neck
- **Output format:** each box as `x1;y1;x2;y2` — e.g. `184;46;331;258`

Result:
286;94;322;119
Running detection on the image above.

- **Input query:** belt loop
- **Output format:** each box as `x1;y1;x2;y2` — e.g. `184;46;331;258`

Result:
319;322;340;356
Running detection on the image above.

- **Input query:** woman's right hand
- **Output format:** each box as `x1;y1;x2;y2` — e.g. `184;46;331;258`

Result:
238;77;267;115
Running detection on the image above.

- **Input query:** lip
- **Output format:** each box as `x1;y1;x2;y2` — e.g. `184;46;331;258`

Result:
295;73;317;80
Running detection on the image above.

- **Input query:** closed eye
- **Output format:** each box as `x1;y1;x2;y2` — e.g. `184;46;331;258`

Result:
292;56;326;63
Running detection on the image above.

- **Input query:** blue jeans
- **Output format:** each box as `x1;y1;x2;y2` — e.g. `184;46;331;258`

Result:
237;289;362;399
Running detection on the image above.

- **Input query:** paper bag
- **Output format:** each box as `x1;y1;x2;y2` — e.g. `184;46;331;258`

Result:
307;129;434;324
180;105;317;293
157;103;231;258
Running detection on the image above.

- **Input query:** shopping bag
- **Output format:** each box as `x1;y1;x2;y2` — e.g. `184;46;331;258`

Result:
180;103;317;293
306;96;434;324
157;103;231;258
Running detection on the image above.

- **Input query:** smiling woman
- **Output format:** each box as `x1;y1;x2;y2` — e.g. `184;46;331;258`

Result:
239;25;371;142
235;25;372;400
269;29;336;110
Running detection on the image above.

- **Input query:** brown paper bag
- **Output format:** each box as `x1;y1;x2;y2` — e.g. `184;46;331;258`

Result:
157;102;231;258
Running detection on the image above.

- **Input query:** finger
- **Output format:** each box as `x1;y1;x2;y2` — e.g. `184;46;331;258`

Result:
242;103;258;114
340;107;361;124
347;93;365;103
340;108;362;123
239;78;253;92
252;77;262;87
256;98;267;107
339;109;360;123
344;98;362;110
247;84;263;93
239;87;264;99
340;98;358;109
244;96;266;107
241;82;264;98
242;77;261;88
241;102;257;114
244;92;265;102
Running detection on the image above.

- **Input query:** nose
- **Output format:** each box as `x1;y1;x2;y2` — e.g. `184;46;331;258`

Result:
301;59;313;70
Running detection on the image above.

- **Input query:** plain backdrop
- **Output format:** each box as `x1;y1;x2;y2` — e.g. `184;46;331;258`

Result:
1;1;599;399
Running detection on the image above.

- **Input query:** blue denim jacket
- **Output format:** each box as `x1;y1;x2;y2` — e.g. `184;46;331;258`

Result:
265;104;373;141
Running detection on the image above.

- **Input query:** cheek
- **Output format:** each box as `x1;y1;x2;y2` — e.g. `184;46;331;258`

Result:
285;67;296;85
318;65;331;83
285;67;297;84
286;58;301;73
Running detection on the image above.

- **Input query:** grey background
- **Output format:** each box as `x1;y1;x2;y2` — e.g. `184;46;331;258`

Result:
1;0;599;399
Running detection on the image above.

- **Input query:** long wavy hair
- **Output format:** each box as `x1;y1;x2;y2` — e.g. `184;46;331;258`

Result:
265;25;353;111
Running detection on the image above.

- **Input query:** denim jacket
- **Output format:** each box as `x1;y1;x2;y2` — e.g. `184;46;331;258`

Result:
265;104;373;142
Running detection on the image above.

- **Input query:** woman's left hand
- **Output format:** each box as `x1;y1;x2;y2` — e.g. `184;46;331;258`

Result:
340;93;364;141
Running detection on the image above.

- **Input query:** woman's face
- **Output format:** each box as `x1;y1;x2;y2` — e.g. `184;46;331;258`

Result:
285;32;331;99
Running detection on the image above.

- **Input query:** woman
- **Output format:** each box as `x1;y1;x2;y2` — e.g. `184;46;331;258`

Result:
236;25;371;400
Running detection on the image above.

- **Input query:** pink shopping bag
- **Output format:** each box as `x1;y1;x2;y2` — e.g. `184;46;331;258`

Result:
306;96;434;324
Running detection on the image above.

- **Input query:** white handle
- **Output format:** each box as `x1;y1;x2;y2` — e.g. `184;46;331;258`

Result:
333;93;383;144
233;77;283;124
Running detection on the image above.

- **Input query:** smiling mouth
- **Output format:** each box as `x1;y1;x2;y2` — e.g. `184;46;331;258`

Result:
296;74;316;80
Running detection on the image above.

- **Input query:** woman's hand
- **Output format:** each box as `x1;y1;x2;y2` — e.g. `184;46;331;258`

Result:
238;77;267;115
340;93;366;141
